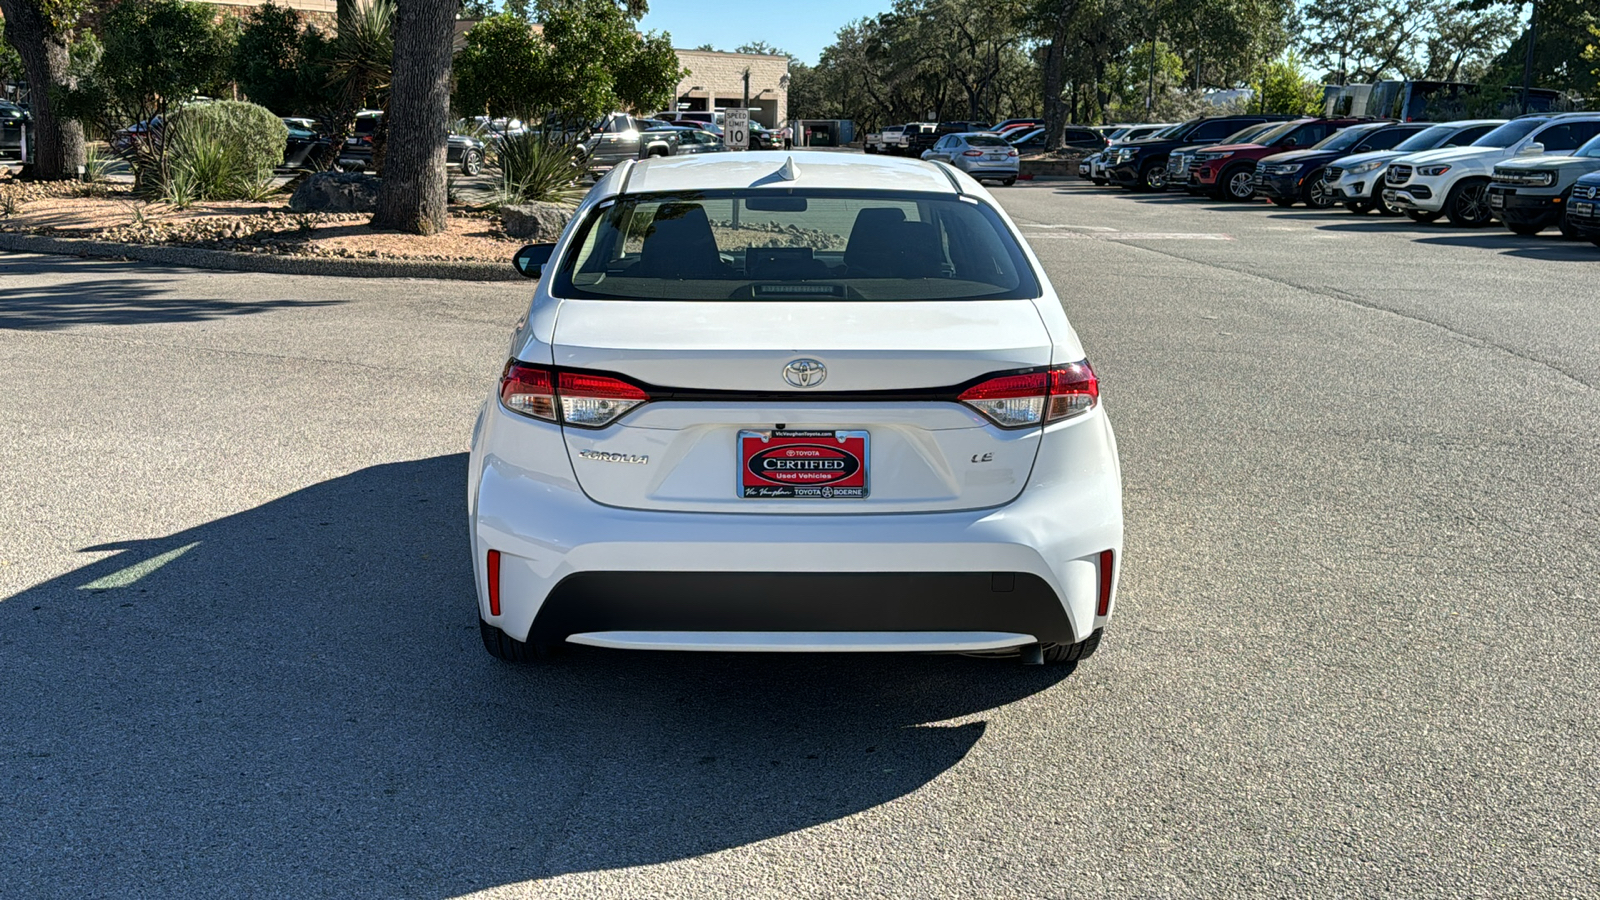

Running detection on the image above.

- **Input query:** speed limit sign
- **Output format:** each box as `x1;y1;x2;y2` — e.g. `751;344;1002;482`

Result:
725;108;750;150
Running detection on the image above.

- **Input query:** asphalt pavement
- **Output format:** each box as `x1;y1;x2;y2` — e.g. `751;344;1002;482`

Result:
1;182;1597;898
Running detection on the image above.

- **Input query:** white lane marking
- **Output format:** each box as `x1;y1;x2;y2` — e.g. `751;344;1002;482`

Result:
1024;232;1234;241
79;542;201;590
1018;224;1119;232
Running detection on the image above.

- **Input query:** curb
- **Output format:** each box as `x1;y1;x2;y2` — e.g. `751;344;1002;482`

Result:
0;231;523;282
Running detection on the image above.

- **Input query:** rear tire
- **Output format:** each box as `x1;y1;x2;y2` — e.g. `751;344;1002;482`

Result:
1404;209;1443;223
1040;629;1103;666
1444;178;1493;227
1001;177;1017;186
480;619;557;663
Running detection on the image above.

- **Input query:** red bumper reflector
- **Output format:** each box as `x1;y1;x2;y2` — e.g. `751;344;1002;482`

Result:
1097;549;1114;616
487;549;502;616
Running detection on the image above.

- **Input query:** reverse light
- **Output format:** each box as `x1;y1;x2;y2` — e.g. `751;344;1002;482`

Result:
499;362;650;427
958;360;1099;428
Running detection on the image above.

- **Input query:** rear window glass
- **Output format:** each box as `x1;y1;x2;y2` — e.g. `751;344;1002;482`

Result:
965;135;1009;147
553;190;1040;302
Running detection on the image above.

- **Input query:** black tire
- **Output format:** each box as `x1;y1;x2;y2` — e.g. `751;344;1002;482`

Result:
1221;165;1256;201
1271;197;1295;208
460;148;483;176
1506;220;1544;236
1591;236;1600;248
1444;178;1493;227
1404;209;1444;223
480;619;557;663
1304;169;1336;209
1001;177;1017;186
1091;177;1108;186
1041;629;1103;666
1374;192;1401;216
1345;201;1374;214
1558;215;1582;241
1136;160;1167;192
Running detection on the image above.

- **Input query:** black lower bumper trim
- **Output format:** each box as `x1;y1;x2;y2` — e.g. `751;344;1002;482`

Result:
530;572;1077;644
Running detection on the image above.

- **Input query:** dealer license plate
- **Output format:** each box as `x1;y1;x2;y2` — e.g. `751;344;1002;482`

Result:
1490;193;1504;208
1571;200;1595;218
739;429;869;499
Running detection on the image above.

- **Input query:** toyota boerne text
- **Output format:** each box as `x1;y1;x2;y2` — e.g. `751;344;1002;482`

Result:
469;151;1124;667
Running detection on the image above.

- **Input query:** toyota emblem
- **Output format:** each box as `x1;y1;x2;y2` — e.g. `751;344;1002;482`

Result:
783;358;827;388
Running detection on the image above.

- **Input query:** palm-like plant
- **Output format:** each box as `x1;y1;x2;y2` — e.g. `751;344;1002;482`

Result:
311;0;394;171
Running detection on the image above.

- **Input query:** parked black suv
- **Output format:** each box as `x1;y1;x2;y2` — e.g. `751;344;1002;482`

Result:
1564;171;1600;247
1253;121;1429;208
1105;114;1294;191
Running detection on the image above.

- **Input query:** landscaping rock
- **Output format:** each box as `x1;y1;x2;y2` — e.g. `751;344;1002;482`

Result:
289;172;382;214
500;202;573;241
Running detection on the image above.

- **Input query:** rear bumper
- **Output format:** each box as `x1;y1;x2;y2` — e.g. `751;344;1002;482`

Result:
471;406;1123;649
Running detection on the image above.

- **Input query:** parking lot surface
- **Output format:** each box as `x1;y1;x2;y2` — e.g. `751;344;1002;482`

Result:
1;182;1597;898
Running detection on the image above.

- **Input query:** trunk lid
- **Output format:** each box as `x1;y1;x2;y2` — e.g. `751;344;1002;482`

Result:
548;299;1053;514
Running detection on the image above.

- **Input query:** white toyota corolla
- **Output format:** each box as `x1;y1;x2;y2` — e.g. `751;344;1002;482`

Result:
469;151;1123;666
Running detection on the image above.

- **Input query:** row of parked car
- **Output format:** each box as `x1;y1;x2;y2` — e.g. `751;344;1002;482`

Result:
1075;111;1600;244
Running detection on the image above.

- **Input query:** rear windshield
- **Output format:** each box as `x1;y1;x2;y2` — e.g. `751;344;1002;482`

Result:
553;190;1041;302
965;135;1009;147
1473;119;1542;148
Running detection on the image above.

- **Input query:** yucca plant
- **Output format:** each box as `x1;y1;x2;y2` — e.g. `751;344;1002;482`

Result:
489;131;586;208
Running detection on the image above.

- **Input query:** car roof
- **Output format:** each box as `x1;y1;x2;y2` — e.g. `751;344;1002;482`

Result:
621;151;960;196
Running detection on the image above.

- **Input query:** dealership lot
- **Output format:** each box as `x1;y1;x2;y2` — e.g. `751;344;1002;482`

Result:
1;182;1597;897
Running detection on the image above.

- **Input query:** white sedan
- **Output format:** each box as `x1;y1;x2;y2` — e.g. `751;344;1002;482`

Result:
920;132;1020;185
470;151;1122;666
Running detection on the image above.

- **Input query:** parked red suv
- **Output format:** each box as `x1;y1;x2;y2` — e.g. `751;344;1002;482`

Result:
1187;117;1383;201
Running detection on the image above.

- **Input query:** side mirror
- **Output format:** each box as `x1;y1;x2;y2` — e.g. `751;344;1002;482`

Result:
512;243;557;279
1517;142;1545;156
1282;138;1297;148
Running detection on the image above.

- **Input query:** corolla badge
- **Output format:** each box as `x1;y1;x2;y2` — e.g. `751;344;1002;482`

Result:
783;358;827;388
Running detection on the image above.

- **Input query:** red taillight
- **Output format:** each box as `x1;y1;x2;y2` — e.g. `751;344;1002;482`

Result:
958;361;1099;428
962;149;984;157
1097;549;1114;616
499;362;650;427
487;549;502;616
500;361;557;421
1007;149;1019;158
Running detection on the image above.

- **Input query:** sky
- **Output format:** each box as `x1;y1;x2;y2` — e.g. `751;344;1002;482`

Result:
637;0;895;65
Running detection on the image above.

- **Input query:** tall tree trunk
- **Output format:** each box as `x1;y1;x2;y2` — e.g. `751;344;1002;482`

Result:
371;0;453;235
1040;0;1079;149
0;0;86;180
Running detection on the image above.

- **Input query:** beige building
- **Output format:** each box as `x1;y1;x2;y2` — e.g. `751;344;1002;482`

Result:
670;50;790;128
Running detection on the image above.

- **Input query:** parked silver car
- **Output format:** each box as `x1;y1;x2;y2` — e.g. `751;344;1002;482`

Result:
921;132;1019;185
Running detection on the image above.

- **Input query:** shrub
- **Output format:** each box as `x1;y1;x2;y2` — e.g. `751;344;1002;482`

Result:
489;130;585;208
165;100;288;202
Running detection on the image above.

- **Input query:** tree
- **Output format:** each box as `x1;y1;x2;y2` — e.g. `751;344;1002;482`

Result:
94;0;234;120
233;3;333;116
459;0;496;16
0;0;88;178
534;0;682;123
1253;51;1321;114
371;0;456;235
734;41;787;56
452;12;542;118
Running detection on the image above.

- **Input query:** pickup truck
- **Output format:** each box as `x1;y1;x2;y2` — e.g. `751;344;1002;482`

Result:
578;112;679;172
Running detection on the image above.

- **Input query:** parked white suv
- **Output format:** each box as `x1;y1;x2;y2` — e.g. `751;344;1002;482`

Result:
1325;119;1503;215
1382;113;1600;226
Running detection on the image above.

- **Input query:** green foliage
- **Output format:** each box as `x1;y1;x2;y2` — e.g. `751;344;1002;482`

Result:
452;0;683;122
1477;0;1599;99
1103;40;1187;120
734;42;788;56
453;13;545;119
233;3;333;116
459;0;497;17
488;130;585;207
1253;51;1322;115
97;0;235;116
163;100;288;203
0;34;23;89
330;0;394;106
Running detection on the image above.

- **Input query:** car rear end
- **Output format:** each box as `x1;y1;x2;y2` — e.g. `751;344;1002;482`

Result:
470;153;1122;660
951;134;1019;183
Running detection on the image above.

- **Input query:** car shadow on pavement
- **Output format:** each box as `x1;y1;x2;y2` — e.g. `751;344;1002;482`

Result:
0;255;341;329
1412;232;1600;261
0;453;1070;897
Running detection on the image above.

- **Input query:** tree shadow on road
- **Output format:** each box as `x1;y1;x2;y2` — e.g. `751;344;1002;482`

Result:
0;454;1070;897
0;254;341;330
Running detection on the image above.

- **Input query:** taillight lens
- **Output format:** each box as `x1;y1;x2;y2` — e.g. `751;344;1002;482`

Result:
1007;149;1019;158
500;361;556;421
558;371;649;427
958;361;1099;428
962;149;984;157
499;361;649;428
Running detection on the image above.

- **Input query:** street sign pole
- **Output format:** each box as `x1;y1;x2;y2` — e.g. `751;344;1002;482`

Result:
726;108;750;151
